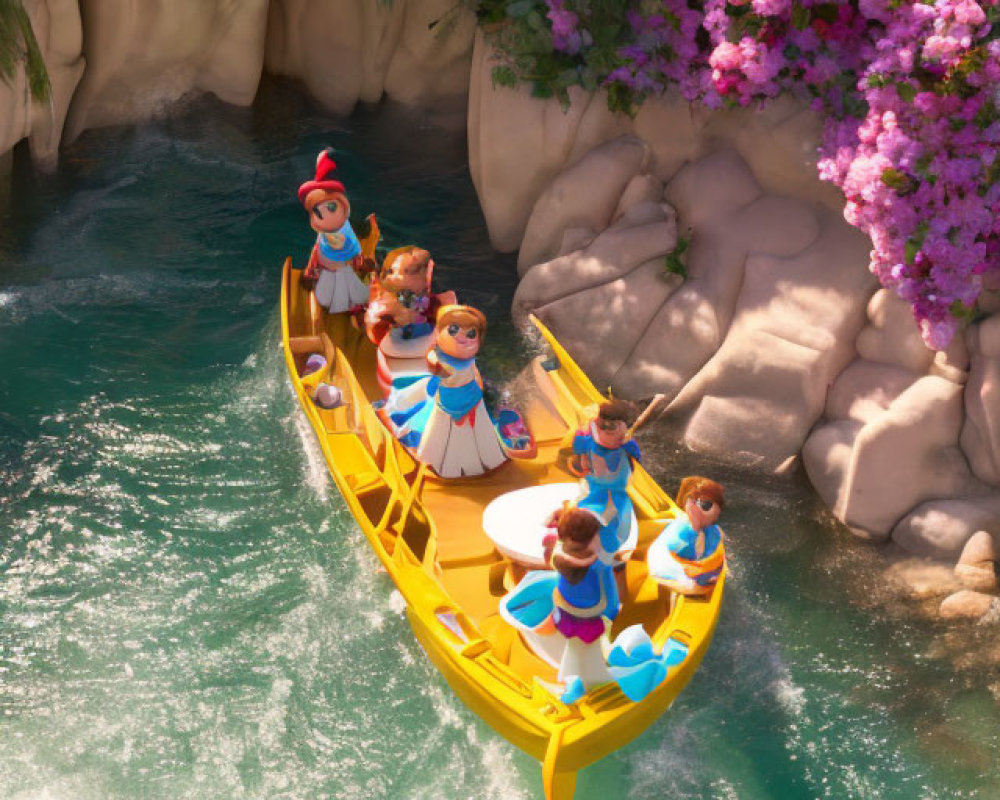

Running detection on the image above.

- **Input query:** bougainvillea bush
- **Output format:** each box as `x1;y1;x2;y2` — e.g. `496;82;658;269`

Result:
474;0;1000;349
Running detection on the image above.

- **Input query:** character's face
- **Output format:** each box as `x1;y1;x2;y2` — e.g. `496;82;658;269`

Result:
309;192;349;233
382;254;428;293
593;416;628;449
684;494;721;531
436;321;481;359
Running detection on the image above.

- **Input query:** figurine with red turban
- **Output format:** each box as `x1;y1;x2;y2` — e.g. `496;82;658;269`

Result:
297;148;370;314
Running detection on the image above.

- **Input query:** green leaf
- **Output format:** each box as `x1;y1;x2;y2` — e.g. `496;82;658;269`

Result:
896;82;917;103
949;300;976;321
505;0;534;19
881;167;911;192
904;237;920;265
0;0;50;103
530;81;554;99
791;3;810;30
491;65;518;89
664;253;687;278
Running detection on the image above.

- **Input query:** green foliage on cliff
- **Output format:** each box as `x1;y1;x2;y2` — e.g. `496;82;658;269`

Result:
0;0;50;103
472;0;629;111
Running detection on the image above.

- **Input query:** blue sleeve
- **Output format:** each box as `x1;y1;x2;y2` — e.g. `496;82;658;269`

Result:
624;439;642;463
602;564;620;620
572;432;593;455
662;518;692;555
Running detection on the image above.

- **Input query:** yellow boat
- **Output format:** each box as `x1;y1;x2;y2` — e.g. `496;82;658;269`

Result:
280;246;725;799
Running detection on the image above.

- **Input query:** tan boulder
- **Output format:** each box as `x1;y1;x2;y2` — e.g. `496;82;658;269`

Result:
960;314;1000;487
664;213;873;468
266;0;474;117
696;94;845;213
530;258;684;390
939;590;998;620
468;33;629;252
0;0;85;167
892;498;1000;559
630;90;702;181
65;0;268;141
825;359;920;424
958;529;998;566
808;377;974;536
512;216;678;329
517;136;651;275
612;174;665;223
929;335;970;385
613;183;829;403
885;557;964;599
663;148;762;230
801;419;864;514
955;531;999;592
383;1;477;109
856;289;935;373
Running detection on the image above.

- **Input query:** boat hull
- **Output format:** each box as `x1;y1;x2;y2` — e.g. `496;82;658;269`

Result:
280;257;725;798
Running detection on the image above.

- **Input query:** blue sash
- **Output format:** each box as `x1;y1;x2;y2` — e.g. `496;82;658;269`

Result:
317;221;361;262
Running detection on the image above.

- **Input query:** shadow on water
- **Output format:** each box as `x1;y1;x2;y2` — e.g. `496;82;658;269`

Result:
1;77;998;799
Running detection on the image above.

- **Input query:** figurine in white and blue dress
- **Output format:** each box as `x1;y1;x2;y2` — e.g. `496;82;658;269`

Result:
382;305;507;478
570;400;642;563
647;476;725;596
297;148;371;314
501;506;689;705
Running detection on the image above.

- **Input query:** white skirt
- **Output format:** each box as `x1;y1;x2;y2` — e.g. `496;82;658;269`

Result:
418;399;507;478
315;266;369;314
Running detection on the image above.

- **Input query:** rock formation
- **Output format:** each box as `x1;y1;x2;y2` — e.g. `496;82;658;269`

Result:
0;0;85;168
265;0;475;118
62;0;268;143
1;0;477;171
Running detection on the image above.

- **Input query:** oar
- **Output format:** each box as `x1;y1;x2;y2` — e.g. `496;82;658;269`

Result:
629;393;666;435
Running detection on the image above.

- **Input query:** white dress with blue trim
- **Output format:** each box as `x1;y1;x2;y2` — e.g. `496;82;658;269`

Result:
313;222;369;314
383;349;507;478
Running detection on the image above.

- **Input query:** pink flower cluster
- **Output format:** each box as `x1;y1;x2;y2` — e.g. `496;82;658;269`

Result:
594;0;1000;349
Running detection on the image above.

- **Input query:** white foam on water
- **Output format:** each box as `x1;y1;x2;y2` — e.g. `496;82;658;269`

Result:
291;404;329;502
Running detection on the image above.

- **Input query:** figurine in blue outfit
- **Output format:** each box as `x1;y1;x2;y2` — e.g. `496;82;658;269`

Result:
571;399;641;563
501;507;619;704
501;506;689;704
298;148;371;314
382;305;507;478
646;476;725;596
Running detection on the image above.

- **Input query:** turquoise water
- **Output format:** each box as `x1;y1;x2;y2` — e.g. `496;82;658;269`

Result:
1;82;997;799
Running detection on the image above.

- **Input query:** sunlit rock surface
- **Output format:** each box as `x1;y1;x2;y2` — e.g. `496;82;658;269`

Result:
64;0;269;142
961;315;1000;487
805;286;1000;559
515;143;873;470
939;590;998;620
467;37;844;254
0;0;84;167
266;0;475;117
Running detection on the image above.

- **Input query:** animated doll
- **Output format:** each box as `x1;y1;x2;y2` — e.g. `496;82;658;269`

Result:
365;246;456;346
646;476;725;596
382;305;507;478
570;400;642;563
297;148;370;314
500;507;619;704
501;506;687;704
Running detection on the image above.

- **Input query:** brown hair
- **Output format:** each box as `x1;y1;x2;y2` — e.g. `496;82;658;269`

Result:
598;399;634;425
552;508;601;585
378;246;431;281
436;305;487;338
676;476;725;510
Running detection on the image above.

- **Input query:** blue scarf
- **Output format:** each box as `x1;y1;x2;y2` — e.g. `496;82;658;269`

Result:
430;349;481;420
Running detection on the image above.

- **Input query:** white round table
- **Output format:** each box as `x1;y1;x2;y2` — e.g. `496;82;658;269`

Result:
482;482;638;568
